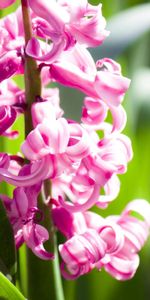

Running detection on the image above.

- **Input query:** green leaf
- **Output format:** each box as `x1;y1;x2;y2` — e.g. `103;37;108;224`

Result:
91;3;150;59
0;199;17;283
0;272;25;300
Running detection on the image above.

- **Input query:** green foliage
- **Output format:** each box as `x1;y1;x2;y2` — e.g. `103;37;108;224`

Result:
0;272;25;300
0;200;16;283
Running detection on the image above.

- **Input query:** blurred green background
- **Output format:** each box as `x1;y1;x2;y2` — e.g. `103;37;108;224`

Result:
1;0;150;299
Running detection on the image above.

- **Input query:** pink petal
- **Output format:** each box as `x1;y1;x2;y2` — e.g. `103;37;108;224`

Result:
104;254;139;281
23;223;54;260
0;0;16;9
95;71;130;106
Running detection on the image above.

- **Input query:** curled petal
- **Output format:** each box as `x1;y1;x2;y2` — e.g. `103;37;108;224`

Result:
120;217;149;253
82;154;113;186
50;60;95;97
110;105;127;132
52;206;87;238
83;211;105;231
0;105;17;136
0;156;52;186
96;58;121;74
118;199;150;251
0;153;10;169
99;222;124;255
98;134;133;174
66;1;109;47
31;100;56;128
95;71;130;106
28;0;69;32
59;229;106;279
26;36;66;63
81;97;108;126
42;87;63;118
0;51;22;82
67;123;90;159
104;254;139;281
122;199;150;227
50;46;130;107
27;0;71;62
56;174;98;209
23;223;54;260
59;184;100;212
96;175;120;208
2;129;19;139
22;118;70;160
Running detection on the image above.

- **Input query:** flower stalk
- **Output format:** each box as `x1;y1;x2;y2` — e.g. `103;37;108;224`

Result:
21;1;64;299
21;0;41;135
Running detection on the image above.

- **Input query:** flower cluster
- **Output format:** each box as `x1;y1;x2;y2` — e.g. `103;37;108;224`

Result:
0;0;150;281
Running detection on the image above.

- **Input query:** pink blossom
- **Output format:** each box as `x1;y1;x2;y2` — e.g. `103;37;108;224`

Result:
82;97;108;126
59;229;106;279
51;124;132;212
0;51;22;82
0;153;10;170
0;155;53;187
26;0;71;62
81;97;127;132
0;8;24;55
31;97;62;128
0;80;25;138
26;0;108;62
96;174;120;209
22;102;91;176
0;105;17;136
58;0;109;47
50;45;130;107
0;0;149;285
0;154;24;183
52;205;87;239
99;200;150;280
0;79;25;108
1;182;54;260
97;132;133;174
58;200;150;280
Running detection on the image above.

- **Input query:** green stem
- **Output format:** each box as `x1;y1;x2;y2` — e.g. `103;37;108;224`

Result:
20;1;65;300
52;234;65;300
21;0;41;136
41;180;65;300
26;191;65;300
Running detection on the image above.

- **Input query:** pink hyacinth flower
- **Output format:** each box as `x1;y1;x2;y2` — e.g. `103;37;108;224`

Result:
22;100;91;180
0;105;17;136
58;199;150;280
52;205;87;239
0;155;53;187
53;124;132;212
99;199;150;280
26;0;71;62
0;153;10;178
0;79;25;108
27;0;108;62
50;45;130;107
59;229;107;279
59;0;109;47
81;97;127;132
1;183;54;260
0;51;22;83
0;8;24;56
